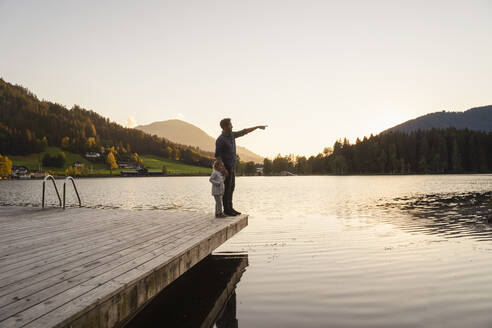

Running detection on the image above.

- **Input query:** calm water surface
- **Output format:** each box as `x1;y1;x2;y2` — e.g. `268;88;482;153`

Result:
1;175;492;327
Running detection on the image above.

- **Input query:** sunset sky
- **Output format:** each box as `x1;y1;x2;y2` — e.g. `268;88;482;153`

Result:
1;0;491;157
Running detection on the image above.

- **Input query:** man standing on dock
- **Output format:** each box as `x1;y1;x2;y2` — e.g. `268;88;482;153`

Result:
215;118;267;216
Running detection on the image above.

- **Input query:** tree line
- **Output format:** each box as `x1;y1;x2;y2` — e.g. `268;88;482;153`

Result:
2;79;491;176
0;79;213;167
263;128;492;175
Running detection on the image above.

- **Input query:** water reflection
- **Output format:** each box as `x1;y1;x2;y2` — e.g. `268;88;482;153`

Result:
124;253;248;328
377;191;492;240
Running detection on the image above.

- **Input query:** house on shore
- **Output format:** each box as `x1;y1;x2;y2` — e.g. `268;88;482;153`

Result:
73;161;85;169
117;161;137;169
31;171;47;178
121;167;162;177
85;152;101;159
11;166;30;179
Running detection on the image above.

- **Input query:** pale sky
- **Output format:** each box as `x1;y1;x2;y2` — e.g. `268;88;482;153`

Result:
1;0;491;158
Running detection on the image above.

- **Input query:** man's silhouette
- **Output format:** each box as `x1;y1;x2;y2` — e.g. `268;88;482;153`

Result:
215;118;267;216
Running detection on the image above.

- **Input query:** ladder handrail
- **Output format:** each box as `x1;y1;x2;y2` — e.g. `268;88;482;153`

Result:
63;176;82;209
42;175;62;208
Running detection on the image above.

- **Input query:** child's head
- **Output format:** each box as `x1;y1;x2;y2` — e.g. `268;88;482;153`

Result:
213;159;224;171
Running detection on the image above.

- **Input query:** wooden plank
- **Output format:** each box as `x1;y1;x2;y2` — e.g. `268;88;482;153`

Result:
0;210;196;261
0;212;201;280
0;207;247;328
0;210;154;250
0;219;141;264
0;233;177;321
0;211;170;261
0;212;133;244
0;208;123;236
1;223;145;272
0;208;187;239
22;216;247;328
0;215;209;306
0;215;203;299
1;216;245;328
0;208;182;240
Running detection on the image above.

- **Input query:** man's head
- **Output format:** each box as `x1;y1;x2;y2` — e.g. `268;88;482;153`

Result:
220;118;233;134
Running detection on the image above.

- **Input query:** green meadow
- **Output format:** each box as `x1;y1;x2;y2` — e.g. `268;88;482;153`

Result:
140;155;211;174
8;147;211;176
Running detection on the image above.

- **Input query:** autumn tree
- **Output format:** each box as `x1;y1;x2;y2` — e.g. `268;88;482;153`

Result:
0;154;13;177
106;152;118;175
65;165;81;177
132;153;139;165
86;137;96;151
132;153;143;167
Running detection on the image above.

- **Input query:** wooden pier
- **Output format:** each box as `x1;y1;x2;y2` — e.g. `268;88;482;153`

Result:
0;207;248;328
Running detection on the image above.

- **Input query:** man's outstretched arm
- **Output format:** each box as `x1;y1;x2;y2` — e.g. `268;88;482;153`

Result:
235;125;267;138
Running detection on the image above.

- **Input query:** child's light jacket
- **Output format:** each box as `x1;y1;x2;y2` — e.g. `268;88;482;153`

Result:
209;170;225;195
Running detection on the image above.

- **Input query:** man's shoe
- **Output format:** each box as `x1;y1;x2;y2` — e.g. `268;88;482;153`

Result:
231;208;241;215
215;213;227;218
224;211;238;216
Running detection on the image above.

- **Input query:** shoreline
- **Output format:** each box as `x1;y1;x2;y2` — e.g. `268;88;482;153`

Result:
2;173;211;180
2;172;492;181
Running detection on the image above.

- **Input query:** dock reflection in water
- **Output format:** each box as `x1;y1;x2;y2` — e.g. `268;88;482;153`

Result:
124;253;248;328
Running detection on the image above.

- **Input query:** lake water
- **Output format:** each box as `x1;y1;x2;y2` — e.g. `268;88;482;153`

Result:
1;175;492;327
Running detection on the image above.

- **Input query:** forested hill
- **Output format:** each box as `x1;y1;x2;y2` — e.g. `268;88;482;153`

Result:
264;128;492;175
385;105;492;133
0;79;212;167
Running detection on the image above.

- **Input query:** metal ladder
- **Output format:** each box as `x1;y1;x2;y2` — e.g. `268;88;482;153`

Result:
42;175;82;209
63;176;81;209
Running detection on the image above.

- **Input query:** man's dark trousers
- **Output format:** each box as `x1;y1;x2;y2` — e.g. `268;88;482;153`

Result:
223;164;235;213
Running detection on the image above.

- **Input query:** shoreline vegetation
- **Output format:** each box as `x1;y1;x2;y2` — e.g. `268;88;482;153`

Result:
3;171;492;181
2;126;492;179
260;128;492;176
2;147;211;178
1;79;492;179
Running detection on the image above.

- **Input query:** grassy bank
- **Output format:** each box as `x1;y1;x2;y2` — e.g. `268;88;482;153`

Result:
8;147;212;176
9;147;91;171
140;155;211;174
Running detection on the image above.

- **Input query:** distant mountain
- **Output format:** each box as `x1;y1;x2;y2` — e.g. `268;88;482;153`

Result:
385;105;492;133
135;120;264;163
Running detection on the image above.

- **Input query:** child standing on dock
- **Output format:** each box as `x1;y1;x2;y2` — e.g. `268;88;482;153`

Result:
210;159;228;218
